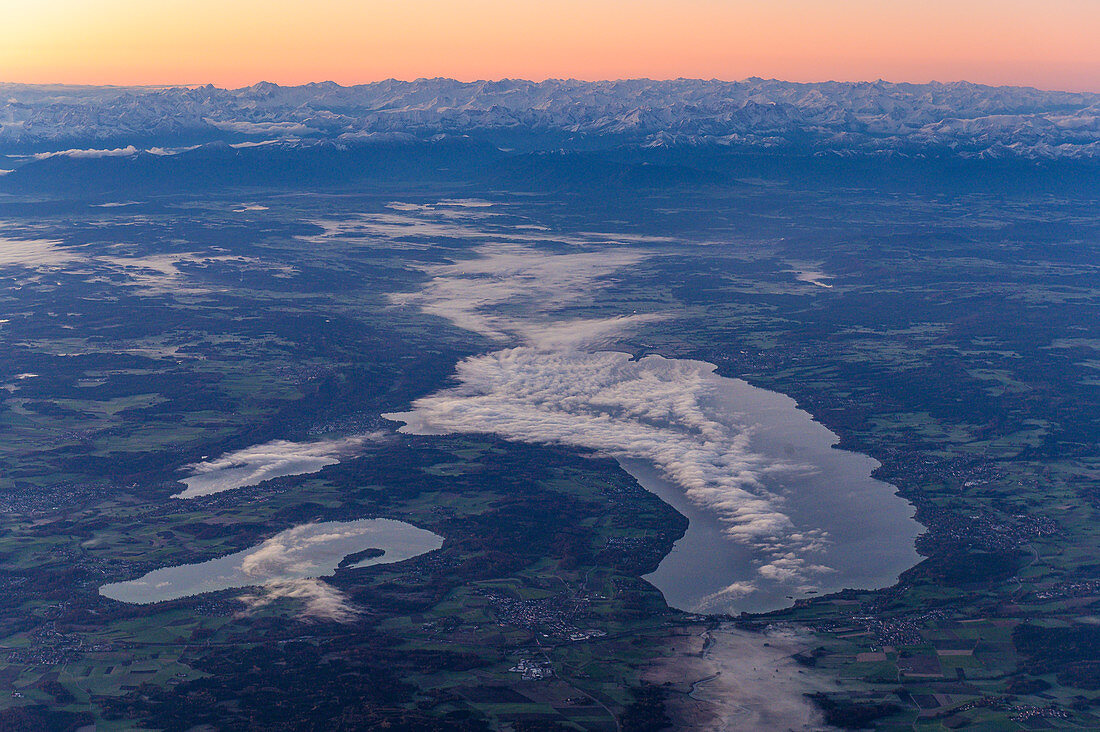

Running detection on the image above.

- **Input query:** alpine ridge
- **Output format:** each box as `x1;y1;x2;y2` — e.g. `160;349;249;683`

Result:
3;78;1099;159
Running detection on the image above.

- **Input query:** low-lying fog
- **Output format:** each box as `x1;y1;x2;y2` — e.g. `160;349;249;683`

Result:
380;205;920;613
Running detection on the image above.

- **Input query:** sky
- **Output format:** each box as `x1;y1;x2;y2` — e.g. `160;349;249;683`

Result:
3;0;1099;91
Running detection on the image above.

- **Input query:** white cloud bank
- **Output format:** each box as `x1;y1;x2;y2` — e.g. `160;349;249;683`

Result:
377;207;914;602
391;242;651;343
387;348;828;584
0;237;84;268
174;434;385;499
31;145;140;160
94;251;297;295
240;578;359;622
0;235;296;296
237;517;444;621
383;232;834;587
205;119;317;136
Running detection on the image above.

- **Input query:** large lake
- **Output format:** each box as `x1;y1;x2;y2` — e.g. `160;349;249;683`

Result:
635;370;920;614
100;519;443;604
388;350;921;616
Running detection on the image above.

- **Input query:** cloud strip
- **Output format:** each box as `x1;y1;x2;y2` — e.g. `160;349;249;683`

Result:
30;145;140;160
390;242;649;343
175;433;385;498
0;237;84;268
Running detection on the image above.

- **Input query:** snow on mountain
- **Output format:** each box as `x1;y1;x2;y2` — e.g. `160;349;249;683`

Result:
2;78;1098;158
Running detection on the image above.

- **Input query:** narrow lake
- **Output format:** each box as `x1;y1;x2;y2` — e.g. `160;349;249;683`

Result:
173;435;379;499
100;519;443;604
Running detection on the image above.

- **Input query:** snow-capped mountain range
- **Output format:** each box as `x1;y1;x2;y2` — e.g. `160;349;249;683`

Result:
3;78;1099;159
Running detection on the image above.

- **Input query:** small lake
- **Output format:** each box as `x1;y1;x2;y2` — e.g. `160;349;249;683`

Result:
99;519;443;604
173;435;378;499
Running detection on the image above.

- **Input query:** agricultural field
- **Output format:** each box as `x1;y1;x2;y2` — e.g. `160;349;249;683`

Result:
0;159;1098;729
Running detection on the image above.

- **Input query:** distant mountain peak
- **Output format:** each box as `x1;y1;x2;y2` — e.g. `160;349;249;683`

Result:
2;78;1098;159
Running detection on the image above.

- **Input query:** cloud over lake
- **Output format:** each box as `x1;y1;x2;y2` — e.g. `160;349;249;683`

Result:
388;348;830;586
175;434;385;498
385;206;916;605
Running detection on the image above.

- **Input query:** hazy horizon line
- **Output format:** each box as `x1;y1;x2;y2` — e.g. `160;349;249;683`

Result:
2;76;1097;96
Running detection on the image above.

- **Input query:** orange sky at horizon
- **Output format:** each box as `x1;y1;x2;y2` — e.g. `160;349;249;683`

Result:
2;0;1099;92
